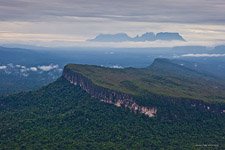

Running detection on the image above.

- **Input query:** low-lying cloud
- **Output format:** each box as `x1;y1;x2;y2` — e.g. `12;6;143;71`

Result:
109;65;124;69
0;65;7;70
0;63;62;77
30;67;38;71
38;64;59;72
181;53;225;58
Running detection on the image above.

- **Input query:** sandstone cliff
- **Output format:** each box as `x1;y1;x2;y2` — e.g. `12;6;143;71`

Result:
63;67;157;117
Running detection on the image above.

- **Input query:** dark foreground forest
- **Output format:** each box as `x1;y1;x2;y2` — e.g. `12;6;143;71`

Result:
1;78;224;149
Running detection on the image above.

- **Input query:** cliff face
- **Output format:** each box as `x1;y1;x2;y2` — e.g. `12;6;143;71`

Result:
63;67;157;117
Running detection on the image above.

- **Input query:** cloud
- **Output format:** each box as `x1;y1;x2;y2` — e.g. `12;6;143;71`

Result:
21;66;26;69
30;67;38;71
16;65;21;68
2;63;60;72
0;63;62;78
20;68;28;73
0;65;7;70
0;0;225;24
1;20;225;48
8;63;60;72
181;53;225;57
109;65;124;69
15;64;27;69
0;1;225;47
38;64;59;71
16;65;37;71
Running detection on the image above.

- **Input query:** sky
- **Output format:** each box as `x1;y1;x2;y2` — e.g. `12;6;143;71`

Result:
0;0;225;47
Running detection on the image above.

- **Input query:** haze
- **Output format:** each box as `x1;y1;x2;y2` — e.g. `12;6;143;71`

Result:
0;0;225;47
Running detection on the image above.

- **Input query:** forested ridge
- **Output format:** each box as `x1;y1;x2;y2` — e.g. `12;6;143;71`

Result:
1;77;225;149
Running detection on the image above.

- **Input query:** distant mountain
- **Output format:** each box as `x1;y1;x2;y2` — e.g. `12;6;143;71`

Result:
156;32;185;41
171;58;225;80
0;46;58;65
88;32;185;42
132;32;156;42
88;33;132;42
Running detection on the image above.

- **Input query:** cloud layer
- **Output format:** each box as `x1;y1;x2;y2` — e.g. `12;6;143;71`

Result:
1;0;225;24
38;64;59;71
181;53;225;58
0;63;62;77
0;65;7;70
0;0;225;47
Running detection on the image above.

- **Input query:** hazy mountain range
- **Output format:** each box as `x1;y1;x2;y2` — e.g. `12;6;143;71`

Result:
1;44;225;95
88;32;185;42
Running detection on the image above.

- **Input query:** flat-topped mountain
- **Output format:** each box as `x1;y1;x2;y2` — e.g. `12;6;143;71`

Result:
63;58;225;103
1;58;225;149
88;33;132;42
88;32;185;42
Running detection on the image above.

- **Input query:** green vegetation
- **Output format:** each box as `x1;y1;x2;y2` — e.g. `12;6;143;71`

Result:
65;58;225;103
0;70;61;96
1;78;225;149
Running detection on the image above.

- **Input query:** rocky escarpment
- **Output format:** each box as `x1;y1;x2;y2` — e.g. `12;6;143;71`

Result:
63;67;157;117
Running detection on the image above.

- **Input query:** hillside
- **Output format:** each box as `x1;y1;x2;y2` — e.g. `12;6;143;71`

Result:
1;77;225;149
170;58;225;80
64;58;225;103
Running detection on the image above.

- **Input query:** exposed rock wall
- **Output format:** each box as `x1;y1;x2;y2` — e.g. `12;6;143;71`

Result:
63;68;157;117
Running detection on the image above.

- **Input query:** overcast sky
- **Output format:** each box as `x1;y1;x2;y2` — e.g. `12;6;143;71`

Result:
0;0;225;47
